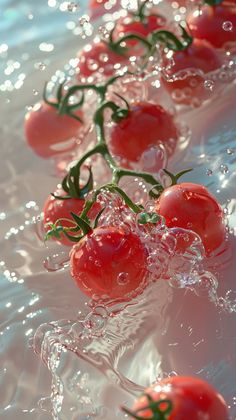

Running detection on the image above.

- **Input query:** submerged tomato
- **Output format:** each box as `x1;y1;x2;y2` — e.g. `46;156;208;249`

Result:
130;376;229;419
156;183;226;256
162;39;222;105
76;40;128;79
70;226;148;300
89;0;119;19
187;4;236;48
109;102;178;167
25;102;83;158
43;192;100;246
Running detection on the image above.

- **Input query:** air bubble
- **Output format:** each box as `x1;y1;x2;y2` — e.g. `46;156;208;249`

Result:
222;21;233;32
44;252;70;272
206;169;213;176
33;89;38;95
67;2;78;12
35;62;46;70
226;148;235;155
204;79;214;91
220;164;229;174
117;272;129;285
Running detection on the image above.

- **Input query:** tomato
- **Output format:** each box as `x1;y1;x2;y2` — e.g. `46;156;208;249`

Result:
155;183;226;256
76;40;128;79
24;102;83;158
162;38;222;105
187;3;236;48
113;14;167;46
43;191;100;246
129;376;229;419
70;226;148;300
109;102;178;168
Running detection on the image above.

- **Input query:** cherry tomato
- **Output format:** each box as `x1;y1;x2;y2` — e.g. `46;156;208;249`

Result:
70;226;148;300
155;182;226;256
130;376;229;419
162;38;222;105
109;102;178;168
43;191;100;246
113;14;167;46
187;3;236;48
76;40;128;79
24;102;83;158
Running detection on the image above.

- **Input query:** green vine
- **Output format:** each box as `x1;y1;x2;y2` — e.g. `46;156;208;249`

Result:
121;395;173;420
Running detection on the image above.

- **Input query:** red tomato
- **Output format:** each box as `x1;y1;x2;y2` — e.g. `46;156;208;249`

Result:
25;102;83;158
43;191;100;246
70;226;148;300
109;102;178;167
187;4;236;48
155;183;226;256
162;38;222;105
76;40;128;79
130;376;229;419
113;14;167;46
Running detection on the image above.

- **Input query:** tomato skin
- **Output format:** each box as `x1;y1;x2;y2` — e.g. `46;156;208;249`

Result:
77;41;128;78
155;183;226;256
43;192;100;246
89;0;119;19
162;39;222;104
114;14;167;46
132;376;229;419
70;226;148;300
24;102;83;158
109;102;178;167
187;4;236;49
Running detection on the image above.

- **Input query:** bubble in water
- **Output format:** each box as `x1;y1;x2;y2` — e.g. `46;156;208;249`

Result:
33;89;38;95
194;271;218;299
222;21;233;32
34;62;46;70
220;164;229;174
204;79;214;91
206;169;213;176
67;2;79;12
117;272;129;285
226;148;235;155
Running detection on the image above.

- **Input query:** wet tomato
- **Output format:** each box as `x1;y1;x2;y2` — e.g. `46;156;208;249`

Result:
155;182;226;256
187;3;236;49
113;14;167;46
76;40;128;79
24;102;83;158
129;376;229;419
109;102;178;168
162;38;222;105
43;191;100;246
70;226;148;300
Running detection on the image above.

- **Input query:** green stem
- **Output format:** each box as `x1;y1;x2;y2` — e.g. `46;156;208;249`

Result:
204;0;222;5
151;24;193;52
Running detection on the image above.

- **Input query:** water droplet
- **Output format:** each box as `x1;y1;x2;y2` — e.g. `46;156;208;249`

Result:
67;2;78;12
226;148;235;155
206;169;213;176
117;272;129;285
35;62;46;70
222;21;233;32
204;79;214;91
220;164;229;174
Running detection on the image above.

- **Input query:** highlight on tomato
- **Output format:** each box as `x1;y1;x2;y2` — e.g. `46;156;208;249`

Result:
155;182;226;256
109;102;178;169
24;101;83;158
70;225;148;300
187;0;236;49
122;376;229;419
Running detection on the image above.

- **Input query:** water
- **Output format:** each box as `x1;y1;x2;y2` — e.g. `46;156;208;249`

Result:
1;0;236;419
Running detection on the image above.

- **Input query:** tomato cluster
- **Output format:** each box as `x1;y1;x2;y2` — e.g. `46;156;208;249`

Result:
23;0;233;417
